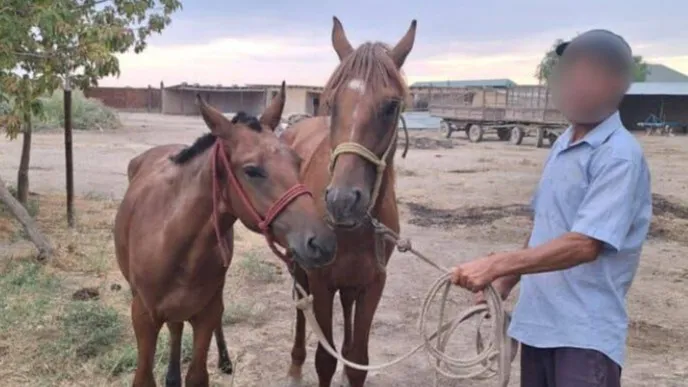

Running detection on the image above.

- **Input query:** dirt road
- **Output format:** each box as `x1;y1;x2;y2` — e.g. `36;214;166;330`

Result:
1;113;687;386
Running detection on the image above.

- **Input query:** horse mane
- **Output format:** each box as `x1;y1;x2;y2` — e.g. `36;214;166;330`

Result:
169;111;263;164
319;42;411;115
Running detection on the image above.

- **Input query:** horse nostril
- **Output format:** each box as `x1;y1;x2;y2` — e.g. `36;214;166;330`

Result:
307;235;318;252
351;188;362;206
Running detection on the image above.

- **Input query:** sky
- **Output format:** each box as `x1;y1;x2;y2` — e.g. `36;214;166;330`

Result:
101;0;688;87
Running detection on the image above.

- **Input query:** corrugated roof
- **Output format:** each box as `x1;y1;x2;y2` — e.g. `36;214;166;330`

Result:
626;82;688;96
410;79;518;88
645;64;688;83
165;83;266;92
165;83;324;92
247;83;323;91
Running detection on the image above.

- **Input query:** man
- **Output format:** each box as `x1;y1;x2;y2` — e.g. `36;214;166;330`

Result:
451;30;652;387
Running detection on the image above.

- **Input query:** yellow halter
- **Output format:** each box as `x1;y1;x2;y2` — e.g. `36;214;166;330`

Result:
328;104;403;213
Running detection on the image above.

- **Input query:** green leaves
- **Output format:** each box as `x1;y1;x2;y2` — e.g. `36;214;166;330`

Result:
535;39;651;85
0;0;182;138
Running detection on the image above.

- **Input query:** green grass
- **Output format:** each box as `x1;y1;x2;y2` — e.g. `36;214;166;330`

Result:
0;260;60;330
54;300;124;360
0;185;40;218
223;300;269;327
98;327;194;379
34;90;121;132
237;251;279;283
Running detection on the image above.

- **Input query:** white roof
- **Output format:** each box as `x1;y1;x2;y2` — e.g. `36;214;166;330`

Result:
626;82;688;96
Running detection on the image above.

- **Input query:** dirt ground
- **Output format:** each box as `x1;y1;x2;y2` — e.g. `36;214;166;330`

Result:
1;113;687;387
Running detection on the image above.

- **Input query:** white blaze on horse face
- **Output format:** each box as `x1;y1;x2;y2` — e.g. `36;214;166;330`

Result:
346;78;366;141
347;79;366;95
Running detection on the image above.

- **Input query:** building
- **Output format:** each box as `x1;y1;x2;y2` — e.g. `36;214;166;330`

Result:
161;83;323;116
83;85;162;112
410;78;518;89
621;82;688;132
645;64;688;83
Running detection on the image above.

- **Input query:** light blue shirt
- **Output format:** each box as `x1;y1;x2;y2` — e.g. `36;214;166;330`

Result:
508;112;652;367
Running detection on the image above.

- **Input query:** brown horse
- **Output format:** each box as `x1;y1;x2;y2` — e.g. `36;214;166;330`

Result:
113;83;337;387
280;17;416;387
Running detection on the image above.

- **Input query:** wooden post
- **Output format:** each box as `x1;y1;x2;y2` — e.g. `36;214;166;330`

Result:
160;81;164;114
147;85;152;112
64;76;75;227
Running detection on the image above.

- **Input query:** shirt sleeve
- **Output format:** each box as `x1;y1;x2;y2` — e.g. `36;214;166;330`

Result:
570;156;641;252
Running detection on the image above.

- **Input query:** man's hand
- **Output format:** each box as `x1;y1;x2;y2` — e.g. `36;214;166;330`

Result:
473;275;520;305
450;254;499;293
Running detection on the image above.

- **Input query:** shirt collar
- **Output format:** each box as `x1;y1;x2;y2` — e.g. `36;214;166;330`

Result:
561;111;622;149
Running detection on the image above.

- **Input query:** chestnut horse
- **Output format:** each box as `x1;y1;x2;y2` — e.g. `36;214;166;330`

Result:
114;83;336;387
280;17;416;387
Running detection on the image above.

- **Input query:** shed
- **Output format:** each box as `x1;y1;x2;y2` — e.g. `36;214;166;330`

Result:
410;79;518;89
620;82;688;132
161;83;323;116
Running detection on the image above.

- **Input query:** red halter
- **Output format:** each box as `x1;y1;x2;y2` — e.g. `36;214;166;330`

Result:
211;139;311;267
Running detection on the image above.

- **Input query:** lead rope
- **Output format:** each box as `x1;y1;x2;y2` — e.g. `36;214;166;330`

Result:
291;219;517;387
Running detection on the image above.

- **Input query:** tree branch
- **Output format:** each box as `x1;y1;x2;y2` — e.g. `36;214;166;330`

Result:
0;176;53;261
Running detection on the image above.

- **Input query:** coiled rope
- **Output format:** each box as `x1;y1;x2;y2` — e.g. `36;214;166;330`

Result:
291;219;517;386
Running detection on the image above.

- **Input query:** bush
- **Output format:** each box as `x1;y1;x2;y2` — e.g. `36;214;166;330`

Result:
34;90;121;131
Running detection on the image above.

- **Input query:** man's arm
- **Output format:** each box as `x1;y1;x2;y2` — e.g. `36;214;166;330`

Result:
489;232;530;299
491;156;641;278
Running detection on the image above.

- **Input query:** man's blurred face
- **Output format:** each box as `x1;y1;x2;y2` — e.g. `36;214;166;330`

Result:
551;54;627;125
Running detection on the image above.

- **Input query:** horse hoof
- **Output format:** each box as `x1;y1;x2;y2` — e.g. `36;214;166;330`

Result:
218;358;233;375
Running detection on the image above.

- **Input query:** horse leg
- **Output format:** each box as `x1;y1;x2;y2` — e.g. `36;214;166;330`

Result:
338;288;357;387
214;326;233;374
345;278;385;387
313;282;337;387
165;322;184;387
185;293;223;387
285;267;309;387
131;295;163;387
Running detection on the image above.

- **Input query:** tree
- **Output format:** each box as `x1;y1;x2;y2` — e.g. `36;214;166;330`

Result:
1;0;181;202
535;39;564;85
535;38;650;84
0;0;181;257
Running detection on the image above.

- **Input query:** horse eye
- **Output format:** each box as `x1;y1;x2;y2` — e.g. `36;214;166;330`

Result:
243;165;266;179
382;100;400;117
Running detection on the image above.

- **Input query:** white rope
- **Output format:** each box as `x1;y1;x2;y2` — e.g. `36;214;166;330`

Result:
291;228;517;387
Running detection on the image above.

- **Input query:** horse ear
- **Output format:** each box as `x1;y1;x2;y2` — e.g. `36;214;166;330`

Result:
259;81;286;131
332;16;354;61
389;20;417;68
197;94;230;135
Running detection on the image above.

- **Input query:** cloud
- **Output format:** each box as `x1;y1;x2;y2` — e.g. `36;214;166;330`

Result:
102;36;338;87
101;28;688;88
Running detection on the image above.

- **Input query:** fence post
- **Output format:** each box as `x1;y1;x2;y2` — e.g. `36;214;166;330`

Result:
64;76;75;227
147;85;152;112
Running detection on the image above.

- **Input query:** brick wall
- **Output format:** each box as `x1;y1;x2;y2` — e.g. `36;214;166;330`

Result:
84;87;161;112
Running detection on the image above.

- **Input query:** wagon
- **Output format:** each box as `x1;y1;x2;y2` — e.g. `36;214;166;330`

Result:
429;85;569;147
637;113;688;136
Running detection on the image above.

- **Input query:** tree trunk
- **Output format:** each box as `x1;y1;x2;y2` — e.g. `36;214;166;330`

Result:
16;110;32;204
0;176;53;261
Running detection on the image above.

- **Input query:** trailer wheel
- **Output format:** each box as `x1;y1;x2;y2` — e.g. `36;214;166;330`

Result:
468;124;484;143
509;126;524;145
547;132;558;146
440;120;453;138
497;128;510;141
535;127;545;148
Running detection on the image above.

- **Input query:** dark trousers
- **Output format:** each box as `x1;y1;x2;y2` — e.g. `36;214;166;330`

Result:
521;344;622;387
